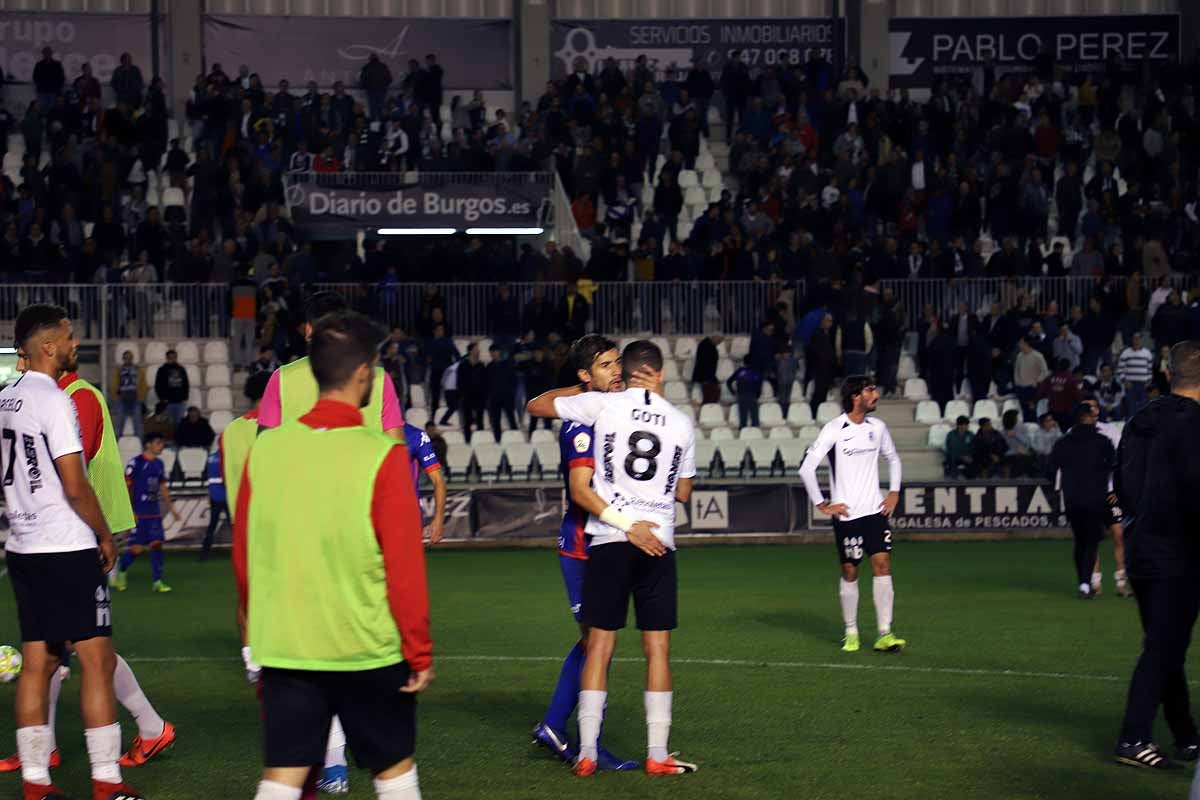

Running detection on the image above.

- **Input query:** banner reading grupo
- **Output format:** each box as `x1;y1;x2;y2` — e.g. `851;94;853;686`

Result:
0;12;154;83
889;14;1180;90
550;19;843;80
203;15;513;91
284;173;553;237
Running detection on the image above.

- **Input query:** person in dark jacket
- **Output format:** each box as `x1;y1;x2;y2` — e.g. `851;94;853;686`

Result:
485;345;518;443
458;344;487;442
154;349;190;426
359;53;393;120
726;356;762;429
1050;403;1116;599
175;406;216;449
524;346;555;435
1114;341;1200;769
33;47;65;111
971;417;1007;478
806;314;837;418
692;334;722;404
556;280;590;341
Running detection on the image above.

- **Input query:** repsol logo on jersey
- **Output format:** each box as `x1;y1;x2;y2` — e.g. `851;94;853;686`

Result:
631;409;667;426
0;397;22;412
663;445;683;496
602;433;616;483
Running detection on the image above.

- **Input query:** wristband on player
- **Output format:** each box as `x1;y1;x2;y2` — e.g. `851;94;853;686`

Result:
599;505;635;533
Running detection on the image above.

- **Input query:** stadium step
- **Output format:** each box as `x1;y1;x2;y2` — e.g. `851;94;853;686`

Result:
891;449;943;482
887;424;932;450
874;400;920;428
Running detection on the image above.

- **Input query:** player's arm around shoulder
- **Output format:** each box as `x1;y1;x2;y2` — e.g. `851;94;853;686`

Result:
526;383;586;419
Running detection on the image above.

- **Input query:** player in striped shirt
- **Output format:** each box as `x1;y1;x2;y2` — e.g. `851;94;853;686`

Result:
530;335;636;772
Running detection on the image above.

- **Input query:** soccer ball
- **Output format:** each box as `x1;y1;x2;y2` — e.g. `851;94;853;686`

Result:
0;645;21;683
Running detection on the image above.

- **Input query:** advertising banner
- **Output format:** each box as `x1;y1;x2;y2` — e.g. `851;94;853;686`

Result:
203;15;513;90
284;173;552;237
889;14;1180;90
550;19;843;80
809;482;1066;532
0;12;155;84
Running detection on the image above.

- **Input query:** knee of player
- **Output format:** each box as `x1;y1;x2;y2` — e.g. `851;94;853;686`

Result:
585;629;617;659
641;632;671;661
129;544;144;556
872;562;892;577
840;565;859;582
149;540;163;551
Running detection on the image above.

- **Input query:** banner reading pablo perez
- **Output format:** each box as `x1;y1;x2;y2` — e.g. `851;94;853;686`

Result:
889;14;1179;90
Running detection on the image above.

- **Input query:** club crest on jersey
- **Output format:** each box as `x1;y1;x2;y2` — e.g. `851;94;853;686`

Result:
868;430;874;441
573;431;591;453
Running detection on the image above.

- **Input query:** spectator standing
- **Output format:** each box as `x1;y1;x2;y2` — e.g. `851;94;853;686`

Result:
457;344;487;442
806;314;838;418
522;286;556;342
1052;324;1083;372
556;281;590;341
1094;364;1125;421
485;346;517;442
971;418;1007;478
875;289;904;397
925;324;958;413
112;53;145;109
359;53;393;120
421;54;444;125
691;334;721;404
425;323;458;417
1076;297;1116;374
944;415;975;478
154;350;190;426
488;284;521;353
231;276;259;368
835;309;873;377
726;356;763;429
175;406;215;449
1117;332;1154;419
111;349;147;440
524;346;554;435
32;47;65;111
1014;337;1050;421
1036;358;1083;432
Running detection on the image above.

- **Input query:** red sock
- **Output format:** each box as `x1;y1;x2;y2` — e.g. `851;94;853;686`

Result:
24;780;63;800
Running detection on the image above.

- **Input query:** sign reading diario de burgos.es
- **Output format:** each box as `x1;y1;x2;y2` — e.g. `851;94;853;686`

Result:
889;14;1179;90
285;177;552;236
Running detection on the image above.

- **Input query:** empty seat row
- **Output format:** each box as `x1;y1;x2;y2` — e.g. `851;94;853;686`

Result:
115;340;229;366
914;398;1021;425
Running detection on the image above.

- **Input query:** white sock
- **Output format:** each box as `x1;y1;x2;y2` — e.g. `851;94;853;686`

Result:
16;725;52;785
84;722;122;783
839;578;859;635
1116;569;1127;582
254;779;303;800
873;576;895;636
644;691;672;763
114;655;165;740
577;690;607;762
375;766;421;800
47;668;63;752
325;716;348;769
1091;571;1102;587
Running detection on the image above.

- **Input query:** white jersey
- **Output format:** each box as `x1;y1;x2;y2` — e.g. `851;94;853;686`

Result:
799;413;902;521
554;388;696;550
0;370;95;554
1096;420;1122;450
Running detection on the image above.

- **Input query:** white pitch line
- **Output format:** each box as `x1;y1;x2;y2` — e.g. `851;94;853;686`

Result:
119;653;1132;684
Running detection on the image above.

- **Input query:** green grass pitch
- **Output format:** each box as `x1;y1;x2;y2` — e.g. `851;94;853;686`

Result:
0;540;1195;799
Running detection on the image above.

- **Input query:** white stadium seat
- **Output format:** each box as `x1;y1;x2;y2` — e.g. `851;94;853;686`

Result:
674;337;698;360
210;411;234;434
676;405;697;422
816;402;841;424
768;426;794;440
159;447;177;479
716;441;747;475
204;365;231;388
184;364;202;389
759;382;776;403
915;400;943;425
174;341;200;365
472;444;504;479
118;436;142;465
442;431;466;445
897;354;917;381
177;447;208;480
202;341;229;364
708;426;734;441
903;378;930;401
972;399;1000;423
534;442;560;475
531;429;556;444
144;342;169;364
661;360;681;382
694;440;718;476
747;441;779;476
738;427;764;441
444;443;470;474
664;382;690;404
778;441;807;469
1001;398;1022;417
698;404;726;427
505;443;535;479
944;400;971;423
797;425;822;450
786;404;815;427
500;430;526;445
405;408;429;428
759;403;784;427
409;385;427;409
207;387;233;412
927;423;951;450
114;341;140;362
729;336;750;359
716;358;736;381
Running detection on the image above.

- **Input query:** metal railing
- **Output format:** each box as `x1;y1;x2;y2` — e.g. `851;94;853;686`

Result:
880;275;1196;330
314;281;790;338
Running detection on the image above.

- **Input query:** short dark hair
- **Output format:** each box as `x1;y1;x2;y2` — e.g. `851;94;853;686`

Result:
1074;402;1096;423
244;371;270;402
304;290;349;325
956;415;970;426
144;432;165;446
569;334;619;375
1002;409;1020;429
620;340;664;382
309;311;385;393
1169;341;1200;391
14;304;67;349
840;375;874;412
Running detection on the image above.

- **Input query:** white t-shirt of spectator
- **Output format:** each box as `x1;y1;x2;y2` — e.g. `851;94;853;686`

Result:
0;371;96;554
553;388;696;551
799;413;902;522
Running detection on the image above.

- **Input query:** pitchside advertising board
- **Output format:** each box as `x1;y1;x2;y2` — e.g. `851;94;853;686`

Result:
890;14;1180;90
0;12;159;84
550;19;844;80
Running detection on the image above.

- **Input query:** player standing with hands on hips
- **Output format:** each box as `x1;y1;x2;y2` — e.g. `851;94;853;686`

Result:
799;376;906;654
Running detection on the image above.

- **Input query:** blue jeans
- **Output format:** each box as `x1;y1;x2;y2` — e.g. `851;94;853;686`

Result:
113;398;144;440
1124;381;1149;419
166;402;186;427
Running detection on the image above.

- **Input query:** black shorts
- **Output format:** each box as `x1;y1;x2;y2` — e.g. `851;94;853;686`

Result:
7;549;111;644
832;514;893;565
261;662;416;773
581;542;677;631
